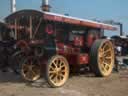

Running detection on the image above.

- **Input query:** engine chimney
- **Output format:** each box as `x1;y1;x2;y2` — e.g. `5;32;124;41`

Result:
11;0;16;13
42;0;50;12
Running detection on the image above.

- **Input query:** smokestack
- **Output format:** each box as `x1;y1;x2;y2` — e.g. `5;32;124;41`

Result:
119;23;123;36
11;0;16;13
42;0;50;12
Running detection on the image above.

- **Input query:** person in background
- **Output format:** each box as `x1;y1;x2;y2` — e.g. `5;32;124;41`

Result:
116;40;122;56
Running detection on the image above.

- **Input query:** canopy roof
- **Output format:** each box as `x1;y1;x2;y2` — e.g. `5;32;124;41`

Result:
5;9;117;31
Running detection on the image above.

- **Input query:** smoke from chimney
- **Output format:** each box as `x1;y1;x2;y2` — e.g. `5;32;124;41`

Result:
11;0;16;13
42;0;50;12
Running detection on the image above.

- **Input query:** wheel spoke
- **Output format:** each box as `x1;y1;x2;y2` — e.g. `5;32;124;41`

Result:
105;56;112;59
50;74;56;80
31;71;36;78
104;59;111;64
50;64;56;70
60;64;65;69
59;73;64;78
25;68;36;80
49;70;56;74
100;63;105;71
57;75;61;81
103;43;108;50
104;49;111;54
52;62;58;68
53;75;58;83
99;49;103;54
31;69;38;77
105;65;110;71
103;62;110;70
60;70;66;73
59;59;63;64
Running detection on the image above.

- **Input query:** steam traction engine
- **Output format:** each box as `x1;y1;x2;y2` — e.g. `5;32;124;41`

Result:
5;10;116;87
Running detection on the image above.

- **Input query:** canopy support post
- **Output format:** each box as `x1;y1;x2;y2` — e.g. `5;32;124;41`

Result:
14;19;17;40
30;16;33;39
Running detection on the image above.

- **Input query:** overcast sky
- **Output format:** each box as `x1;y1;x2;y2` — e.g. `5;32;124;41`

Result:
0;0;128;36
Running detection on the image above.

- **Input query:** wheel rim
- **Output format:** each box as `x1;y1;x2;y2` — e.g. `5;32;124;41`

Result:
22;58;41;81
48;56;69;87
98;41;114;76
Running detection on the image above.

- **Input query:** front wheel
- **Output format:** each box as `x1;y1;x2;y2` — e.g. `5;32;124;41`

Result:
21;57;41;81
46;55;69;88
90;39;115;77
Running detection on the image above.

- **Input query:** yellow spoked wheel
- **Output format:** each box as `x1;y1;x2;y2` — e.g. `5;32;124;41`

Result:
90;39;114;77
21;57;41;81
46;55;69;88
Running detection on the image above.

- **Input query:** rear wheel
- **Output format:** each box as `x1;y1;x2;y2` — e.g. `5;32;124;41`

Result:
90;39;114;77
46;55;69;88
21;57;41;81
